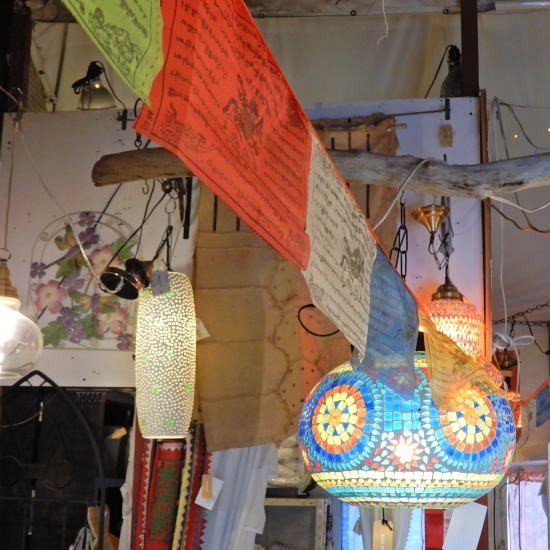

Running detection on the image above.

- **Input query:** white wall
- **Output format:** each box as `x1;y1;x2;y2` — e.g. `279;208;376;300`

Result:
0;111;197;387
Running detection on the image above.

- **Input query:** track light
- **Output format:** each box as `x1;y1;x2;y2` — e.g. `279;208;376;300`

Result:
72;61;116;110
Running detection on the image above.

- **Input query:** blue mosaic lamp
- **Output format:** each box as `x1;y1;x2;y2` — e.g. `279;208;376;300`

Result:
298;354;516;508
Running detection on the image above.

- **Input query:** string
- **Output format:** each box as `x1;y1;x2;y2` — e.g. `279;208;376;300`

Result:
373;158;430;230
377;0;389;45
15;127;97;277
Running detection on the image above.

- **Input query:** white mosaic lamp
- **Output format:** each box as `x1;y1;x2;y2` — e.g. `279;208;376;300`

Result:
135;272;196;439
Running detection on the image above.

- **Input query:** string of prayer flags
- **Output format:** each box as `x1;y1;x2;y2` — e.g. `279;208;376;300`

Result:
66;0;501;400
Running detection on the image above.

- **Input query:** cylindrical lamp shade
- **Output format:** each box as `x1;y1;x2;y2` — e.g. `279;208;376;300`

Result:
135;272;196;439
298;358;515;508
425;298;484;359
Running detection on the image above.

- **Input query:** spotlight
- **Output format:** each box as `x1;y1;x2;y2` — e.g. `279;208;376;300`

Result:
71;61;116;110
99;258;153;300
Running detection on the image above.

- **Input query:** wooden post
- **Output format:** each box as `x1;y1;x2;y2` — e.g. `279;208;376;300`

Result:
479;90;492;550
461;0;480;97
0;0;32;112
0;0;14;114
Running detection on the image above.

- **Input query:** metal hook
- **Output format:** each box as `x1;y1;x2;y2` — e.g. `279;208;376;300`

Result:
164;198;177;215
142;180;150;195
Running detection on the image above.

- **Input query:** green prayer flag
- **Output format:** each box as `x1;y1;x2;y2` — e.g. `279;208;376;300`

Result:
63;0;163;102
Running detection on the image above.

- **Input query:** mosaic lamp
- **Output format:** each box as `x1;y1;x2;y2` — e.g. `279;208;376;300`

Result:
425;278;484;360
135;272;196;439
0;259;43;379
298;354;515;508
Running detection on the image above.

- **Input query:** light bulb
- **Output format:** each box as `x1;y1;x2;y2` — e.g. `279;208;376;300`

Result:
0;297;43;379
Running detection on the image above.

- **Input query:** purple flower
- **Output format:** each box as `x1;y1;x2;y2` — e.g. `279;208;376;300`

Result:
78;227;100;249
57;307;79;329
67;321;87;344
30;261;47;279
78;212;96;227
117;333;133;351
62;272;85;292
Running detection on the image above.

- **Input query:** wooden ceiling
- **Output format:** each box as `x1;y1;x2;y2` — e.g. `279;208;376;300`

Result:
246;1;495;17
28;0;498;22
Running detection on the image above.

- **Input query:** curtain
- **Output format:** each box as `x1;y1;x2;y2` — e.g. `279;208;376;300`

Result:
507;470;548;550
356;507;422;550
201;444;278;550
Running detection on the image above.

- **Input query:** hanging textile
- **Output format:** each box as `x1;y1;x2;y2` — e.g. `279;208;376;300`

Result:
179;423;210;550
119;424;136;550
507;470;548;550
201;443;278;550
133;431;156;550
143;441;185;550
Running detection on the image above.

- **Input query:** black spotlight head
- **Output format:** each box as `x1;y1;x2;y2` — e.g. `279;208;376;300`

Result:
99;258;152;300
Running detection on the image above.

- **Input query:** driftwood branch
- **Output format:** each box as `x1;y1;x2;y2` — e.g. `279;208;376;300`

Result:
332;150;550;199
92;146;550;199
92;148;192;186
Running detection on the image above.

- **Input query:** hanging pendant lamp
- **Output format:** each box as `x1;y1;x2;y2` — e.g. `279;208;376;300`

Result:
0;259;43;378
298;354;515;508
134;271;196;439
425;277;484;359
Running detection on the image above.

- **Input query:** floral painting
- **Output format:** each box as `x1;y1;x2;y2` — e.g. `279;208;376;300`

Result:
29;212;136;350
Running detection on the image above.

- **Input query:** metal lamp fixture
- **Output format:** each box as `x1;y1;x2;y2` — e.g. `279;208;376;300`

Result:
411;203;449;236
426;277;484;359
0;259;43;379
99;258;153;300
71;61;116;110
298;355;515;508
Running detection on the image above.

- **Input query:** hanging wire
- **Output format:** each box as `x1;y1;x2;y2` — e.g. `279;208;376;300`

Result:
424;45;451;98
0;85;96;277
136;181;157;255
104;190;169;270
94;61;127;110
522;315;550;356
297;304;340;338
491;97;550;233
373;158;430;230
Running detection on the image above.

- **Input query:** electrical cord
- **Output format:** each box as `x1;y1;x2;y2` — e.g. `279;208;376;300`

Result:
297;304;340;338
104;191;169;269
373;158;430;230
424;45;451;98
491;203;550;234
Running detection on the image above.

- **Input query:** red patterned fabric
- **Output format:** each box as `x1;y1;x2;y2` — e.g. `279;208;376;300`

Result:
181;424;210;550
133;423;156;550
144;441;186;550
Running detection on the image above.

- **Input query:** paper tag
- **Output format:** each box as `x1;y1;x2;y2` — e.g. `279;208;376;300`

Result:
201;474;213;499
372;519;394;550
150;270;171;296
196;318;210;341
195;476;223;510
443;502;486;550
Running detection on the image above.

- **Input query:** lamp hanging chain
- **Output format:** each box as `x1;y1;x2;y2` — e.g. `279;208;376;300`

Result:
389;194;408;280
494;299;550;326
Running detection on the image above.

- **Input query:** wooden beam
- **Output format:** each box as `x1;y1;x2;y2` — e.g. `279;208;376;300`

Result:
92;148;193;186
92;146;550;199
330;150;550;198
